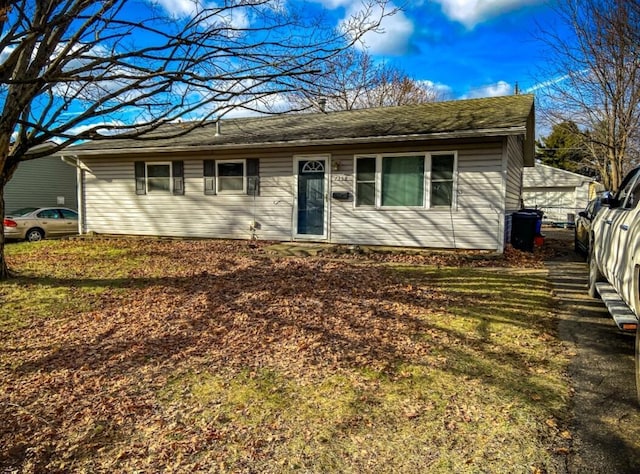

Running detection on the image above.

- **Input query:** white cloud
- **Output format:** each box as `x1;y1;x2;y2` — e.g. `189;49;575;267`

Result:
434;0;543;28
330;1;413;56
310;0;352;7
465;80;512;98
419;80;453;99
354;5;414;55
153;0;201;17
151;0;249;30
50;120;128;143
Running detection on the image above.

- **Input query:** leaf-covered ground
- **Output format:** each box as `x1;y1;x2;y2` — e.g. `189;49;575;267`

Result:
1;239;571;472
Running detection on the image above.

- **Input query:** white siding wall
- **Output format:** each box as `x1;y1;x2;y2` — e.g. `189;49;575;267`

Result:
503;135;525;247
504;135;524;212
329;142;504;250
82;155;295;241
522;165;598;224
80;139;510;251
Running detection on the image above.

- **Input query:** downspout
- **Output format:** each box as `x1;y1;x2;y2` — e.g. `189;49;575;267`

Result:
499;138;509;253
60;155;85;235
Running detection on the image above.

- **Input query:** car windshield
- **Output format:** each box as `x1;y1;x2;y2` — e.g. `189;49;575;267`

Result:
7;207;37;217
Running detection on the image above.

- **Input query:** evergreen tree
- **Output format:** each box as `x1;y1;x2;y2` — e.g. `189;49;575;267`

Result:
536;121;596;177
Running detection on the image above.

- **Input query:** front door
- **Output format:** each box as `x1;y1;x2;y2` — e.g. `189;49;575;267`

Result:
295;158;327;238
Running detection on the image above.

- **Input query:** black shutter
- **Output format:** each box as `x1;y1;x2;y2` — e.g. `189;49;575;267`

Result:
135;161;146;195
203;159;216;195
247;158;259;196
172;160;184;195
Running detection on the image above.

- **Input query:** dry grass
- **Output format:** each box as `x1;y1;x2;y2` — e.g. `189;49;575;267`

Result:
1;238;571;473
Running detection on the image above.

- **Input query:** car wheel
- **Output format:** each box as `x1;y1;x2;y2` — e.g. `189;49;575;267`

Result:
26;228;44;242
574;231;582;255
588;247;604;298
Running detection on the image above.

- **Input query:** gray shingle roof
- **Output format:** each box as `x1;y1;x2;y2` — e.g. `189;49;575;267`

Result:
68;94;534;154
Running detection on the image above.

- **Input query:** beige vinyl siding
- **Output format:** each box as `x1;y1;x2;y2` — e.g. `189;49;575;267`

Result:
522;164;599;223
81;155;295;241
5;156;77;211
79;138;510;251
501;135;526;248
329;143;504;250
504;135;524;212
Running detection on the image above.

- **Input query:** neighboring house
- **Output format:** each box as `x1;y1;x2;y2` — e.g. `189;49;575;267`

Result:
4;155;78;212
60;94;535;252
522;164;603;225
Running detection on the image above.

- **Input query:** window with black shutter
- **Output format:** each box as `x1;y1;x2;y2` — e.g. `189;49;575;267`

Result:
247;158;259;196
172;160;184;195
135;162;146;195
135;161;183;195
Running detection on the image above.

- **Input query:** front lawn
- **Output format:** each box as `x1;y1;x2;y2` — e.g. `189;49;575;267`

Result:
1;239;570;472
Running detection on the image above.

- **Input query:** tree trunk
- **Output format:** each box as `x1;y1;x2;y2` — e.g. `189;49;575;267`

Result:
0;186;9;280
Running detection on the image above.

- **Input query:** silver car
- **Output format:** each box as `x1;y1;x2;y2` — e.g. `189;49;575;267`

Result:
3;207;79;242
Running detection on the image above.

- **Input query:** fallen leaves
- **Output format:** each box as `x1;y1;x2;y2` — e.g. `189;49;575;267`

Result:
1;238;572;472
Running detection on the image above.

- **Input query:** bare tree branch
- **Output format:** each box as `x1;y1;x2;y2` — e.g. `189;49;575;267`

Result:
0;0;394;279
287;48;447;113
536;0;640;190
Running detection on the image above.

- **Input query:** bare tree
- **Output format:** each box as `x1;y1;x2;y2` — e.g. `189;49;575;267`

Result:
363;64;446;108
537;0;640;190
288;48;445;112
0;0;393;279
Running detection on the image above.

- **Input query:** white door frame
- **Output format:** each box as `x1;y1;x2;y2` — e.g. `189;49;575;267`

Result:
293;154;330;240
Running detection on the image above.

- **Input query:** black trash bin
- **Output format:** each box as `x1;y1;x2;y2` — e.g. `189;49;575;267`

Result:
521;208;544;237
511;211;540;252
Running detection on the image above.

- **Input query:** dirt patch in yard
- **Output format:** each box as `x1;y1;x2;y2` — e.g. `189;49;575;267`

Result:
267;241;549;268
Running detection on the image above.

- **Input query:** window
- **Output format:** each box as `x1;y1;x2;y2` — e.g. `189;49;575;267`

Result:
147;163;171;192
381;155;425;207
355;157;376;206
355;152;456;208
203;159;259;196
217;160;245;194
59;209;78;220
37;209;61;219
430;154;455;207
135;161;184;195
616;169;640;209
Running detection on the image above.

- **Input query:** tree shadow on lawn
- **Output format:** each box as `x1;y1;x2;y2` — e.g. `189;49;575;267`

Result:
2;257;570;469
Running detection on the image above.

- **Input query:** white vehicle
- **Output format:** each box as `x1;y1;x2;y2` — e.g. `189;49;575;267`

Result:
589;166;640;398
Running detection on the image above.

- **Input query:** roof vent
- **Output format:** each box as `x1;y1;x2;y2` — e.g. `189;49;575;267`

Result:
215;120;221;136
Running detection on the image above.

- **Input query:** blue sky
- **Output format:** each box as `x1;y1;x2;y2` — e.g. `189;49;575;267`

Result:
307;0;566;99
149;0;567;102
3;0;570;140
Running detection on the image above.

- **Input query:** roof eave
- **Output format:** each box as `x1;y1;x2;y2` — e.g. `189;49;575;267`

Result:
62;126;529;157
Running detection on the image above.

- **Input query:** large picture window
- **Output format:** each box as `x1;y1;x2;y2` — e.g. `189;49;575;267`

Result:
381;155;425;207
354;152;456;209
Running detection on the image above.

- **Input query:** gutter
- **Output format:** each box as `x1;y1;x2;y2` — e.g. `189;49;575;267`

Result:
60;155;87;235
62;126;530;158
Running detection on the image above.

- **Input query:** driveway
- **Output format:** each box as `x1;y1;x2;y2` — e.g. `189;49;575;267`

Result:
545;228;640;472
